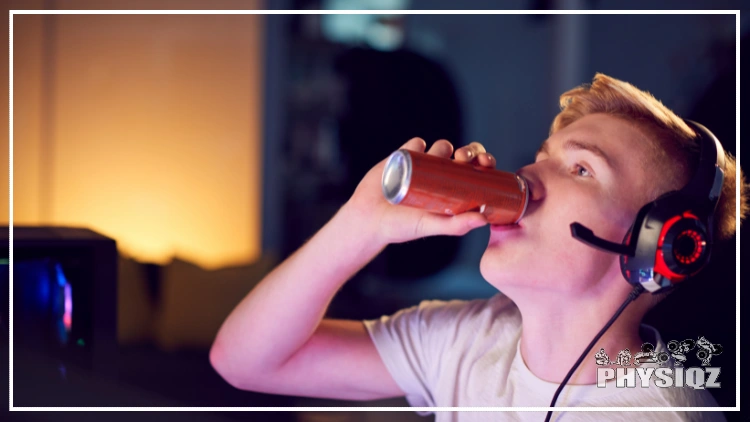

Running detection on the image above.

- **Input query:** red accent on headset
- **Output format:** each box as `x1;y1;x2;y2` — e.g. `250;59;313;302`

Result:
674;230;705;264
654;212;703;283
657;215;682;248
655;251;687;283
623;230;632;281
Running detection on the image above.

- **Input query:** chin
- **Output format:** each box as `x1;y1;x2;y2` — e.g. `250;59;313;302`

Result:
479;246;584;293
479;250;522;289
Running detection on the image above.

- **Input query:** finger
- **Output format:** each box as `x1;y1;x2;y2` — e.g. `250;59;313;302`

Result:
400;137;427;152
426;139;454;158
476;152;497;168
466;142;487;156
454;142;487;163
453;146;473;163
414;212;488;238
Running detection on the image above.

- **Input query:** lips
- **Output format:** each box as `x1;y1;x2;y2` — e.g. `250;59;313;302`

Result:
489;222;523;233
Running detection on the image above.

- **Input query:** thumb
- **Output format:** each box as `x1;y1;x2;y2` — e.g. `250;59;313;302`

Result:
414;212;488;238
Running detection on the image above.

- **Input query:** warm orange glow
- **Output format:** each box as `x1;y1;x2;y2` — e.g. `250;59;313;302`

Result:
12;11;263;269
10;12;45;225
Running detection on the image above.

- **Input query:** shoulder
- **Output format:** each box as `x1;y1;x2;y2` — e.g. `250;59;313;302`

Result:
400;293;519;330
363;293;520;349
645;388;727;422
649;382;722;408
587;382;725;422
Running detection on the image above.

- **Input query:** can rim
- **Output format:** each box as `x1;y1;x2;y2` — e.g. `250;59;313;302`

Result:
514;174;530;224
382;149;412;205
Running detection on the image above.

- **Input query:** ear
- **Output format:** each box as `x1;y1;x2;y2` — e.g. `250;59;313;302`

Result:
642;342;655;353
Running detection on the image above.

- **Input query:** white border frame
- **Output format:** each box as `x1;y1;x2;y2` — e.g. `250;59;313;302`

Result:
7;8;740;413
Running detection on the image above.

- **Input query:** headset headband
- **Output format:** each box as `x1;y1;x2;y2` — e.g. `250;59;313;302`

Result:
681;120;726;207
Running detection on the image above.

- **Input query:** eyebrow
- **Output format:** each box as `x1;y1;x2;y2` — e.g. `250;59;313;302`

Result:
536;139;616;172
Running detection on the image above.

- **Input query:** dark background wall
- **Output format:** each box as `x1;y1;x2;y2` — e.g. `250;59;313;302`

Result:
6;1;743;421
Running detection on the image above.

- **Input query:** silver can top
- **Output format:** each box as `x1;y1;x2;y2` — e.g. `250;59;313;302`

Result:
381;149;412;204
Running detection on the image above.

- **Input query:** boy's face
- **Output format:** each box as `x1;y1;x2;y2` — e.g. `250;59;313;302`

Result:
480;113;659;295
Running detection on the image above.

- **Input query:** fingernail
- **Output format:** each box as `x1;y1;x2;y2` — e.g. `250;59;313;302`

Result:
466;150;473;158
487;153;494;161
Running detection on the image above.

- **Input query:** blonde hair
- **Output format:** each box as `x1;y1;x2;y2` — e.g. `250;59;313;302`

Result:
550;73;747;241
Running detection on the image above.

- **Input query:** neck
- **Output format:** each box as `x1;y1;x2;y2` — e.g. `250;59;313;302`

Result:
512;288;645;385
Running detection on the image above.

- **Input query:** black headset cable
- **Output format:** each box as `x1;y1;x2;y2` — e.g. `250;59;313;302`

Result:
544;284;645;422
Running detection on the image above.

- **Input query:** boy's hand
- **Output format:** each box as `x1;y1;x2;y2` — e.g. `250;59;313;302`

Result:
344;137;497;246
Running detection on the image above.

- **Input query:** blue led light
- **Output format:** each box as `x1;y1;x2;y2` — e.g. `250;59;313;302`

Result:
55;263;68;287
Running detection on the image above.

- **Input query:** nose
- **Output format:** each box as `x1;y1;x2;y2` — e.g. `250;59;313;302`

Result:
517;164;545;202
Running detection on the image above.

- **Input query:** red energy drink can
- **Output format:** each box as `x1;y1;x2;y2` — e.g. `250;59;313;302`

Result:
381;149;529;225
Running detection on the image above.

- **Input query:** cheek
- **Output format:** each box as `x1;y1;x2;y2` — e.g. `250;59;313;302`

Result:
555;182;634;244
528;188;628;275
547;191;634;277
479;181;635;288
587;199;637;245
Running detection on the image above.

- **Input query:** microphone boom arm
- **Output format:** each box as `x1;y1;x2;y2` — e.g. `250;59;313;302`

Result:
570;222;635;257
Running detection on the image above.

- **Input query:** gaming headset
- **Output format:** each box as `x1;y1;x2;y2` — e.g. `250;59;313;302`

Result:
545;120;726;421
569;120;726;294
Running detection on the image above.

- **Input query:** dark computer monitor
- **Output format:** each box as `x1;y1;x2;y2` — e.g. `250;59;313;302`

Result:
2;226;118;405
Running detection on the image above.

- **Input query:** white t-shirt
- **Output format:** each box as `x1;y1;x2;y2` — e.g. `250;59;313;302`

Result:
363;293;726;422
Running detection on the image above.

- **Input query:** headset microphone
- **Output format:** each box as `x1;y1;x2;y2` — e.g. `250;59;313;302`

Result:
569;223;633;256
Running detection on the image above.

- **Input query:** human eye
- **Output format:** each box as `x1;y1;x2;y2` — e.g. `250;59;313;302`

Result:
574;163;592;178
